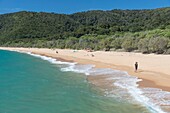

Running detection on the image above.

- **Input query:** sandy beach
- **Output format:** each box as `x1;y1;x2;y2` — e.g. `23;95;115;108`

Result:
0;47;170;92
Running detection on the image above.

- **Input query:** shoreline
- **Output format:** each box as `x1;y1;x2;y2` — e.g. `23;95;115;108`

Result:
0;47;170;92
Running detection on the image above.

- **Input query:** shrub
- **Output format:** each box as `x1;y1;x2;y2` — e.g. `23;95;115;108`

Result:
121;37;136;52
138;38;150;53
148;37;168;54
111;38;123;49
165;48;170;54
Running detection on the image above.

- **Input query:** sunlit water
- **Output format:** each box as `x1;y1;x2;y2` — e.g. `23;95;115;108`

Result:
0;50;163;113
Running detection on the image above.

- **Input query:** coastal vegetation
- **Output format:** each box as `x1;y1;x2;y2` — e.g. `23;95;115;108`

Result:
0;7;170;54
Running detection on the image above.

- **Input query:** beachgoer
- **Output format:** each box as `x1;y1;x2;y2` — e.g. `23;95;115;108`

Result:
91;54;94;57
56;51;58;53
135;62;138;72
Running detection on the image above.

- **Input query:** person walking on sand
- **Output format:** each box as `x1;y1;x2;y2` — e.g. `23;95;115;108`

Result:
135;62;138;72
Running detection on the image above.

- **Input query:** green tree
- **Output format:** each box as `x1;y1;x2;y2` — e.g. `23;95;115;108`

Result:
138;38;150;53
148;37;168;54
111;38;123;49
121;37;136;52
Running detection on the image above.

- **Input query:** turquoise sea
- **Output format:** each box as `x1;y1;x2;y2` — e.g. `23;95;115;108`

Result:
0;50;168;113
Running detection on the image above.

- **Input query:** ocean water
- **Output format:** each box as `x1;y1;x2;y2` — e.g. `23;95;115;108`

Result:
0;50;169;113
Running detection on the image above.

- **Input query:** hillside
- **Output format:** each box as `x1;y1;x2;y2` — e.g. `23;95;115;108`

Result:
0;7;170;54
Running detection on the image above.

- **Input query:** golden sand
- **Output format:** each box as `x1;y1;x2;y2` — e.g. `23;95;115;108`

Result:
1;47;170;92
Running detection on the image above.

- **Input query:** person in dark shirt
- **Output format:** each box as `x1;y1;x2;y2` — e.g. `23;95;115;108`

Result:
135;62;138;72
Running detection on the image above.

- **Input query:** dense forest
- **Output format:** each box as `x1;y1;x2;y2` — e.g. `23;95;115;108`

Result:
0;7;170;54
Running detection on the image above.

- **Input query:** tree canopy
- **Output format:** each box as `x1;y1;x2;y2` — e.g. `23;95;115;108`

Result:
0;7;170;54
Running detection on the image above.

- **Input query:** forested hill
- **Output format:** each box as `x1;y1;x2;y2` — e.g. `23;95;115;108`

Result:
0;7;170;54
0;7;170;39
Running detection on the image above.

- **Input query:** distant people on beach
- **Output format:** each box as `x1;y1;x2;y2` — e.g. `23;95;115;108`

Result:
135;62;138;72
56;51;58;54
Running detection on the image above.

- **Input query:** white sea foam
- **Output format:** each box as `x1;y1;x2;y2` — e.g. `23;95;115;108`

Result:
11;50;170;113
61;64;94;75
114;79;166;113
14;50;76;65
27;52;76;65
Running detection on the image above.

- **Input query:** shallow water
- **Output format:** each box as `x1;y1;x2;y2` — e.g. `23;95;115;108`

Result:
0;50;164;113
